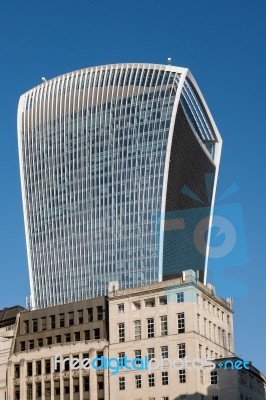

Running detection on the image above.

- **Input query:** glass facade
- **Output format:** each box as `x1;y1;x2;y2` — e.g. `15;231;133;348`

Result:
18;64;221;308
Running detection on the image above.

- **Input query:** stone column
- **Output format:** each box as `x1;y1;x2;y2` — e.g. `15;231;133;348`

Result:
89;348;97;400
69;354;73;400
50;355;55;400
41;357;45;400
7;361;14;400
103;345;109;400
32;360;36;400
78;352;84;400
20;358;26;400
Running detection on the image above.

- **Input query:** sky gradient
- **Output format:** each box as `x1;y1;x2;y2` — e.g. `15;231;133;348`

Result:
0;0;265;373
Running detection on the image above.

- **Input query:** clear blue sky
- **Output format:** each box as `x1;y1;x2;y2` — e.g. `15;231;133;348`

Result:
0;0;265;373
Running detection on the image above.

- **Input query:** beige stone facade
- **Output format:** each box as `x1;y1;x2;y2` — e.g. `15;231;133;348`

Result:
0;306;24;400
5;273;266;399
108;270;235;400
7;298;108;400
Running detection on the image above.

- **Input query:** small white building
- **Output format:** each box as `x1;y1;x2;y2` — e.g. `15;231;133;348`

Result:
108;270;235;400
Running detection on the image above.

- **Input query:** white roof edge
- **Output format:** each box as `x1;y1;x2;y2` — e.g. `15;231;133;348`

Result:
19;63;188;96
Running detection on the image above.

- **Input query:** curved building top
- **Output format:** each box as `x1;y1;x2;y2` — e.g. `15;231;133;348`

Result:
18;63;222;308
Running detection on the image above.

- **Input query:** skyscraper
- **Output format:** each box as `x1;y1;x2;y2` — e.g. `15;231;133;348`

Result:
18;63;221;309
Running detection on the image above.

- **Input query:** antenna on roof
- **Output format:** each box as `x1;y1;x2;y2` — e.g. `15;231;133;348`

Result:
41;77;47;82
167;57;172;65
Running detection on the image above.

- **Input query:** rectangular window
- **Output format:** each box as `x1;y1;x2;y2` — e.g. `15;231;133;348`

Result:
147;348;155;361
179;369;186;383
147;318;154;338
97;306;103;320
27;362;32;377
45;359;51;374
134;349;141;364
56;335;61;344
94;328;100;339
36;361;42;375
32;319;38;332
135;374;141;388
119;352;125;367
87;308;93;322
160;315;168;336
59;313;65;327
73;378;79;393
84;330;90;340
176;292;184;303
63;358;69;371
209;321;212;339
132;301;141;310
222;329;226;347
228;333;231;350
118;303;124;313
14;386;20;400
41;317;47;330
74;331;80;341
159;295;167;305
134;320;141;340
37;338;43;347
36;382;41;397
27;384;32;399
199;344;202;358
178;343;186;358
148;373;155;387
211;370;218;384
197;314;200;333
177;313;185;333
161;345;168;359
78;310;83;324
50;315;56;329
68;312;74;326
29;340;34;349
204;318;207;336
118;323;125;342
162;371;169;385
24;320;29;334
14;364;20;378
83;377;89;391
46;336;52;345
65;333;71;343
119;377;125;390
200;369;204;384
145;298;155;308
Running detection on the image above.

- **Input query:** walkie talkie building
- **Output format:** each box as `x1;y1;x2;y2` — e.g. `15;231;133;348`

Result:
18;64;222;308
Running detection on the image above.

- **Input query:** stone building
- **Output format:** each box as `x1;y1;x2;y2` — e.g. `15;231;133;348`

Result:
0;306;24;400
108;270;234;400
208;356;266;400
7;297;108;400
